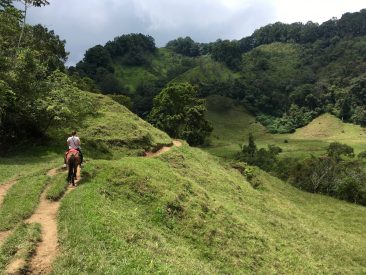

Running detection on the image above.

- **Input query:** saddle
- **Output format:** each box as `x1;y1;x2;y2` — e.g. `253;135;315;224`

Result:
66;148;79;158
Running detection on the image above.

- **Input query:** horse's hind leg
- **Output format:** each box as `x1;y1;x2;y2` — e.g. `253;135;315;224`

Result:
72;165;77;186
67;168;72;184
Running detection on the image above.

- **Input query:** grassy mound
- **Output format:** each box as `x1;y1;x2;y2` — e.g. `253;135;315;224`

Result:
53;143;366;274
80;94;171;159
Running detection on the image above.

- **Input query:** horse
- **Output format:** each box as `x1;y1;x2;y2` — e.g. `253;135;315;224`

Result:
66;149;80;186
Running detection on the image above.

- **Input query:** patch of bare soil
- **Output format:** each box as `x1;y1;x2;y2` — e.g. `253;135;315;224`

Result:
6;258;25;275
0;230;11;246
145;140;182;157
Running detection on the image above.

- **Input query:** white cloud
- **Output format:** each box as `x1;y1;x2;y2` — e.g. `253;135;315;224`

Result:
275;0;365;23
24;0;366;65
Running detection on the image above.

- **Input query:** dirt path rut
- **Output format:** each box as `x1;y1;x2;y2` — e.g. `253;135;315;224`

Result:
0;179;17;207
145;140;182;157
24;168;81;275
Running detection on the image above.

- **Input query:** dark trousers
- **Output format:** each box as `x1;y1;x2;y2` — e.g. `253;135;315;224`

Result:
77;148;83;164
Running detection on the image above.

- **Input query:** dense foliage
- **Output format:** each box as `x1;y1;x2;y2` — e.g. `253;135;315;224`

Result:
238;136;366;205
0;2;94;148
283;143;366;205
148;82;212;145
73;33;156;94
71;9;366;135
166;36;200;57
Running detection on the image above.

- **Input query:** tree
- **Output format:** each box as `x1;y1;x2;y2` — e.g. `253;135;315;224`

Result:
237;133;282;171
166;37;200;57
148;82;212;145
327;142;354;161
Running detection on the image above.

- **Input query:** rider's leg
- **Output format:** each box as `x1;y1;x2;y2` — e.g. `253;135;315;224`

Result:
78;149;83;165
63;151;67;168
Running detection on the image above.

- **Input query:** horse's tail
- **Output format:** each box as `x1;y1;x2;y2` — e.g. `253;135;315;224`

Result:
68;154;76;184
69;154;75;166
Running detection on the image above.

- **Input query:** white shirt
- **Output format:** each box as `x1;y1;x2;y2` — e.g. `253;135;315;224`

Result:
67;136;81;149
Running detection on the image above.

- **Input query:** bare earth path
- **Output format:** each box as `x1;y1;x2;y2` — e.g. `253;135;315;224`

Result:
4;139;181;274
23;168;81;275
145;140;182;157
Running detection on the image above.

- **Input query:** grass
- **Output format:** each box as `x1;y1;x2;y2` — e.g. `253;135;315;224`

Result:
46;173;68;201
0;174;48;231
112;48;197;92
52;144;366;274
204;96;366;160
80;94;172;159
0;223;41;273
172;56;239;84
0;90;365;273
0;148;59;184
114;65;158;92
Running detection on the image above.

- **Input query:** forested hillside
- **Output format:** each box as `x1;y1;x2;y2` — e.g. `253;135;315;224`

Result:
73;9;366;134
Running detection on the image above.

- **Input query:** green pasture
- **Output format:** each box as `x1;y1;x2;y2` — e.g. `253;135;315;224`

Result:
205;96;366;160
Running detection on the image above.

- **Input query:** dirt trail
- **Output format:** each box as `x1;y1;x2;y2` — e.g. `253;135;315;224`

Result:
0;230;11;246
145;140;182;157
22;167;81;275
5;140;180;274
0;179;17;207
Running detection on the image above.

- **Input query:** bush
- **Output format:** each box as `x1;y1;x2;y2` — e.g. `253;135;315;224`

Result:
237;133;282;172
109;95;132;110
357;150;366;159
327;142;354;161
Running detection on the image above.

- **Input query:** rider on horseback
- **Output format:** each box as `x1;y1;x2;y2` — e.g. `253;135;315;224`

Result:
63;130;83;167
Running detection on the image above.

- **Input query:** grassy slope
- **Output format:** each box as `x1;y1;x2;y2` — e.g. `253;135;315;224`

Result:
205;96;366;159
113;48;237;93
113;48;197;92
0;93;171;184
80;94;171;159
172;56;239;84
53;144;366;274
0;91;365;273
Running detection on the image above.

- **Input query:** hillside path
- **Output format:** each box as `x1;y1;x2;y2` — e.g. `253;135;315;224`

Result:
23;168;81;275
145;140;182;157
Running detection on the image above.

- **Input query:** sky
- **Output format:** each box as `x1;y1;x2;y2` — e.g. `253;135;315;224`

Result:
23;0;366;65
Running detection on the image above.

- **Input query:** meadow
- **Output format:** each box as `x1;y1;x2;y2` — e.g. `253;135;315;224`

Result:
204;96;366;160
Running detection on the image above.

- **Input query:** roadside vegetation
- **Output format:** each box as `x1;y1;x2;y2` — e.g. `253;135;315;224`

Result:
0;223;41;273
0;174;47;230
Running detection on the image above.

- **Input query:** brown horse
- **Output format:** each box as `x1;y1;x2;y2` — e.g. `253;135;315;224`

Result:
66;149;80;186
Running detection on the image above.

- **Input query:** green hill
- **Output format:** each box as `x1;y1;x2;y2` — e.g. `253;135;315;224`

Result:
112;48;198;92
52;144;366;274
80;94;171;158
1;94;365;274
171;56;239;84
205;96;366;159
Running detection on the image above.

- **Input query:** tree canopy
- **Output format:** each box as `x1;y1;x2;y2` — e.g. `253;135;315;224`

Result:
148;82;212;145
